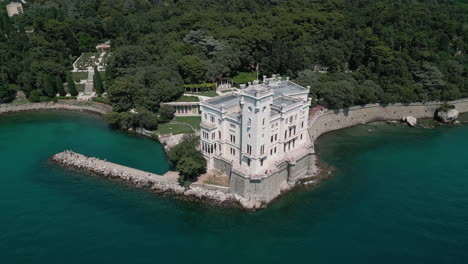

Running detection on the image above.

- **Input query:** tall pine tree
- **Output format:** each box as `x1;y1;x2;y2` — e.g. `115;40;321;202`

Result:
66;72;78;96
56;76;66;96
44;76;56;98
93;66;103;95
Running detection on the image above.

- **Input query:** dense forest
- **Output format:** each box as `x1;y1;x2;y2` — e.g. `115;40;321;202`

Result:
0;0;467;109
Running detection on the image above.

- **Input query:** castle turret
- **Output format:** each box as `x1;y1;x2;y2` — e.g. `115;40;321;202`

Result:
240;83;273;172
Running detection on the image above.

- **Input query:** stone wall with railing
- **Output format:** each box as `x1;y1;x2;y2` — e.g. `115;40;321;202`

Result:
309;99;468;140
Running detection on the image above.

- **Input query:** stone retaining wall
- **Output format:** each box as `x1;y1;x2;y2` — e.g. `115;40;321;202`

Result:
309;98;468;139
0;101;112;115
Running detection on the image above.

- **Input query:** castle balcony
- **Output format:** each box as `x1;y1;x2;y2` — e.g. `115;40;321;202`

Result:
201;121;217;131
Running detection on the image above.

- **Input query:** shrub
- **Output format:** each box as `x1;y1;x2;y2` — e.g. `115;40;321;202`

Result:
437;102;455;112
39;96;51;102
28;90;41;102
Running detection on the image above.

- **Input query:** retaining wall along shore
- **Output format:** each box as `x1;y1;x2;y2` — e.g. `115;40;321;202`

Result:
0;101;112;115
309;98;468;140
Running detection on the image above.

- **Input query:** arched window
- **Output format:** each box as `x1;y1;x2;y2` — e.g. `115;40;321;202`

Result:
247;118;252;126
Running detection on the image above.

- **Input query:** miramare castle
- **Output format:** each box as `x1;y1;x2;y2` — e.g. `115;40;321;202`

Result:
199;75;316;203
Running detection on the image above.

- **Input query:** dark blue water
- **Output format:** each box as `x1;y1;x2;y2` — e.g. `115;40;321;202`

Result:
0;112;467;263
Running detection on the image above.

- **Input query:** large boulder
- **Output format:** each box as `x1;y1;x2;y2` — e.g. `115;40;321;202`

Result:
403;116;417;127
437;109;459;123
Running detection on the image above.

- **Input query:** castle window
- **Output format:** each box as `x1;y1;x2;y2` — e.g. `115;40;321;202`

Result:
262;118;265;126
247;158;251;166
247;144;252;155
210;116;215;123
230;148;236;155
260;145;265;155
271;135;274;143
275;134;278;141
301;121;304;128
230;123;236;128
212;133;215;140
248;107;252;112
284;130;287;139
218;131;221;138
247;118;252;127
230;135;236;143
300;133;303;140
262;106;267;112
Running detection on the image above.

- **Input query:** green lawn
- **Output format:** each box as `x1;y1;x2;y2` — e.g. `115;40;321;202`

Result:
76;84;85;92
232;72;257;85
92;97;111;105
186;91;218;97
71;72;88;82
174;116;201;130
155;123;192;135
64;83;84;93
71;71;106;82
175;95;200;102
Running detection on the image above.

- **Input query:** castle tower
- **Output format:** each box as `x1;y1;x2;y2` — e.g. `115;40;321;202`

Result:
240;82;274;172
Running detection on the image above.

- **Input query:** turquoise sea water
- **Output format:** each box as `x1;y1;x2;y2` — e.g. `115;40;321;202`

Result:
0;112;467;263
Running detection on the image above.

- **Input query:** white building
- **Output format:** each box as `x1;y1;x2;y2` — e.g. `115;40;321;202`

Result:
200;75;312;178
6;2;23;17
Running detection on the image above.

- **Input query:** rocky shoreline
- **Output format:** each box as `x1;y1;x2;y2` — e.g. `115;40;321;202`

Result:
50;151;266;210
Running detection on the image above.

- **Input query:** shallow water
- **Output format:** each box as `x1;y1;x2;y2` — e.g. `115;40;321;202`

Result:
0;112;467;263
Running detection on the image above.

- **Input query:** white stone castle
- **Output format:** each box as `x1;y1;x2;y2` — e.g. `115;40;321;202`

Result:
200;75;316;202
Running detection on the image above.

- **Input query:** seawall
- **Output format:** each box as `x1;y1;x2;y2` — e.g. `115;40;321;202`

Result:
51;151;264;210
0;101;112;116
309;98;468;140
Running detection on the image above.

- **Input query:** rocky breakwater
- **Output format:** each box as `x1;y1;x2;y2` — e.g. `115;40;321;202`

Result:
50;151;264;210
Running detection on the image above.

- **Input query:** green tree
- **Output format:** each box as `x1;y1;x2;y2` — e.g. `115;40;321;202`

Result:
66;72;78;96
93;66;104;95
56;76;66;96
108;77;137;112
118;112;138;129
0;82;16;103
176;155;206;181
158;105;175;123
104;111;121;129
168;135;206;181
43;76;56;98
136;108;159;130
177;55;207;84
